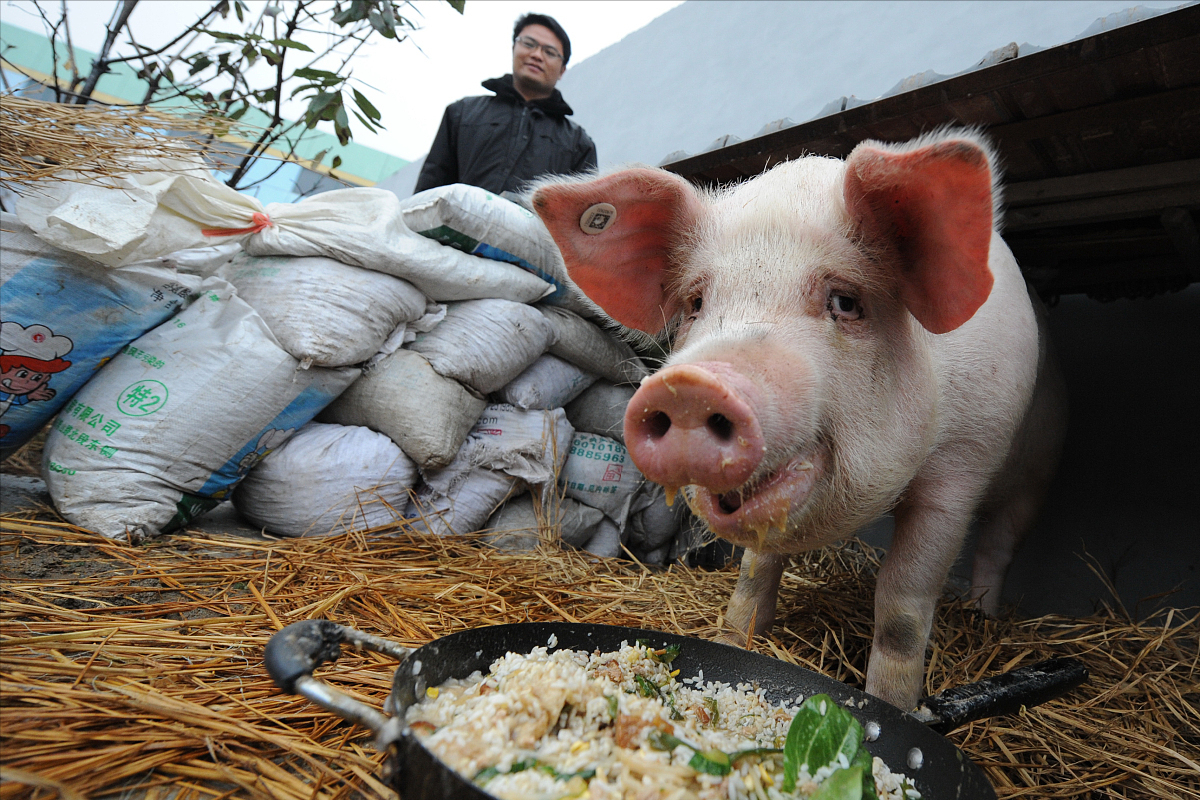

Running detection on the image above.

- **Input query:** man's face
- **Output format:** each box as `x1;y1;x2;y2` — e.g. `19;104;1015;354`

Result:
0;366;50;396
513;23;565;92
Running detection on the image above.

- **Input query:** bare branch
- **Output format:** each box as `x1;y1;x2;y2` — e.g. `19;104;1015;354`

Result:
102;1;225;66
74;0;140;104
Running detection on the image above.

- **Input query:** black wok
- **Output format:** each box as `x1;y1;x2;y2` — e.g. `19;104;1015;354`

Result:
265;620;1086;799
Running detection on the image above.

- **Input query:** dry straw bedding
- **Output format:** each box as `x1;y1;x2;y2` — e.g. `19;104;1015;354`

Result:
0;508;1197;799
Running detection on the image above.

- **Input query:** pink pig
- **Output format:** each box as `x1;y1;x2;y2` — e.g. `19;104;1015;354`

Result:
532;130;1067;710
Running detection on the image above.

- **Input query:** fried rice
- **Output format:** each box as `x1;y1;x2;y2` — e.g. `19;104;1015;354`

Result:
405;639;920;800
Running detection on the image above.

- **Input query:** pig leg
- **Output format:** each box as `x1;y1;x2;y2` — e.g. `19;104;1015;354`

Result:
868;495;975;710
971;341;1068;614
724;549;786;644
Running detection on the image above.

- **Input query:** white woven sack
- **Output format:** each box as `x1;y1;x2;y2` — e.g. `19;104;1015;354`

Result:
547;493;608;548
539;306;647;386
399;184;594;312
564;381;636;445
581;517;623;559
558;432;644;526
219;252;427;367
232;422;417;537
482;492;543;552
408;440;522;537
458;404;573;485
497;354;597;411
626;483;688;563
43;276;359;541
408;299;555;395
0;213;202;460
317;348;486;469
18;169;553;303
158;242;240;277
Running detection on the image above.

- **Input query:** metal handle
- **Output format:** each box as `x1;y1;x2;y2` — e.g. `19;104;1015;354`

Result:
911;657;1088;734
264;619;414;739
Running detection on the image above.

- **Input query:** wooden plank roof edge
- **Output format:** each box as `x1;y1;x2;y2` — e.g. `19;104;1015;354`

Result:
661;4;1200;184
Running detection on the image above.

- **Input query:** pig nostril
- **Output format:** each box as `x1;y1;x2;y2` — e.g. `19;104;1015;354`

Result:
707;414;734;441
646;411;672;439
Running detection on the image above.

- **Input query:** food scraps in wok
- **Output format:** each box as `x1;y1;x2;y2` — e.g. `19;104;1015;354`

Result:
406;639;921;800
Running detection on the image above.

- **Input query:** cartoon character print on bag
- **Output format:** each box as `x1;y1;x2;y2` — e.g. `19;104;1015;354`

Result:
0;322;74;439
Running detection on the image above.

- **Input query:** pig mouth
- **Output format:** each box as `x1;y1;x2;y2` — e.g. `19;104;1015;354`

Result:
692;448;825;547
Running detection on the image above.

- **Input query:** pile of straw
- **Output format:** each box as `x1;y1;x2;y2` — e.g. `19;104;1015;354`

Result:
1;491;1197;798
0;95;248;191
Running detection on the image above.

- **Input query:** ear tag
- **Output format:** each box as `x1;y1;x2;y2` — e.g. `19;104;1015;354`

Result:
580;203;617;235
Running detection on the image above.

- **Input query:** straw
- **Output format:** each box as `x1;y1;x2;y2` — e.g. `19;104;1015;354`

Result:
2;512;1195;800
0;95;257;192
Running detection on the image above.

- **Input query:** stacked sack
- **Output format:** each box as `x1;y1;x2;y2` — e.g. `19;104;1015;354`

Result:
15;172;702;562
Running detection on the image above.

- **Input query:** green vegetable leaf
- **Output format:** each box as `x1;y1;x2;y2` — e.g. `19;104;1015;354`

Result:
664;691;684;721
634;674;660;699
704;696;719;725
688;748;732;776
473;765;500;785
782;694;864;792
647;729;683;752
635;638;652;649
606;694;619;720
811;764;864;800
656;643;682;664
852;746;879;800
728;746;783;763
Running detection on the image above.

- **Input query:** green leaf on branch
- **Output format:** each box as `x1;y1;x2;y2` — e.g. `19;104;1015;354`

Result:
293;67;342;84
352;88;381;121
331;155;343;169
333;0;371;26
202;29;244;43
335;104;351;145
446;0;465;12
782;694;864;793
304;91;339;128
351;109;381;133
271;38;313;52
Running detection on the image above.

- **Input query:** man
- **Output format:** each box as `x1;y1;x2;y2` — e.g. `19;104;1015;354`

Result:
414;13;597;196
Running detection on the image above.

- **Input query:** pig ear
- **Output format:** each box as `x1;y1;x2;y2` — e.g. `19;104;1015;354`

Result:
844;135;996;334
532;168;704;335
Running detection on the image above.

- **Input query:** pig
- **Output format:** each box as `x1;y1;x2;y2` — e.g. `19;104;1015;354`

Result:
531;129;1067;711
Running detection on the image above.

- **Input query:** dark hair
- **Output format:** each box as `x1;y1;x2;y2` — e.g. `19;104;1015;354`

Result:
513;13;571;65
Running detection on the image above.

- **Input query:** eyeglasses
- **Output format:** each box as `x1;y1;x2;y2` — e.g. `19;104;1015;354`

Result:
514;35;563;63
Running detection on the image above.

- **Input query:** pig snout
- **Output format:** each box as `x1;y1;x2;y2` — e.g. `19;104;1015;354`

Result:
624;363;765;493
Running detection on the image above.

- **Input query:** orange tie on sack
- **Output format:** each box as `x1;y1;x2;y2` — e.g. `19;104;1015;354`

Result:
202;211;274;237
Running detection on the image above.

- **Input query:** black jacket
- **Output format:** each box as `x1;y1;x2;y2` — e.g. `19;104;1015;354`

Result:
414;75;597;196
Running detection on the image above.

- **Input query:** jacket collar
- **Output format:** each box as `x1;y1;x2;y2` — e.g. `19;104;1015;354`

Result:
482;74;574;117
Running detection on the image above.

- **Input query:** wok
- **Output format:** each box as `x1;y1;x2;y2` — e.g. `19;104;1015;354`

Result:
265;620;1087;798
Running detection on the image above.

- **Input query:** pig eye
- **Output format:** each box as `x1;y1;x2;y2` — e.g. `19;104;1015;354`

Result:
828;293;863;321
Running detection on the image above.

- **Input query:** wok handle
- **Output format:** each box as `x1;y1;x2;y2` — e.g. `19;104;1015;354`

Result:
914;657;1088;735
264;619;414;738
